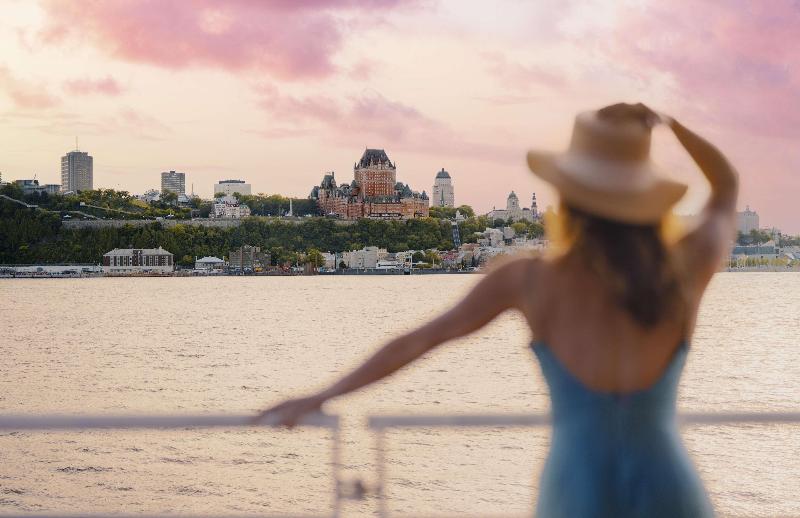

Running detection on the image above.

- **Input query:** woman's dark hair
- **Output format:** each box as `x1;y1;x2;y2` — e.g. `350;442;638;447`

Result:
563;205;684;327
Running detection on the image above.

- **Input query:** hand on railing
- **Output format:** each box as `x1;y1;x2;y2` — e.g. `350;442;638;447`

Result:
254;394;326;428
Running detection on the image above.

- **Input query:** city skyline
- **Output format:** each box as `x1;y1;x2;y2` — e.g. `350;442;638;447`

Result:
0;1;798;232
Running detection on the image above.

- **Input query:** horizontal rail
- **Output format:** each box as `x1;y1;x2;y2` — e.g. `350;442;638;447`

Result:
0;412;338;431
0;515;323;518
368;411;800;430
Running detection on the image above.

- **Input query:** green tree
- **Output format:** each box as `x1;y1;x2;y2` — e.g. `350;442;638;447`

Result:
305;248;325;268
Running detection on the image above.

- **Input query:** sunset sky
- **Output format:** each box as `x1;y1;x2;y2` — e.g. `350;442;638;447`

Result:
1;0;797;231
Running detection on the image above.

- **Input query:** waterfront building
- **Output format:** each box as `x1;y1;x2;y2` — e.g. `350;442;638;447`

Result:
737;206;760;234
376;259;402;270
61;149;93;193
102;247;174;274
486;191;538;222
341;246;387;269
214;179;251;197
321;252;337;270
310;149;429;220
211;195;251;219
431;168;455;207
229;245;270;272
13;179;61;195
194;256;225;271
161;170;186;194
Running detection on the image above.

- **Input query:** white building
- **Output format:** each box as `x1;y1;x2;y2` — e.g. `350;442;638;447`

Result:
431;168;455;208
103;247;174;274
137;189;161;203
737;206;760;234
376;259;402;270
212;195;251;219
342;246;387;269
486;191;538;222
214;179;251;197
321;252;338;270
194;256;225;271
475;228;505;248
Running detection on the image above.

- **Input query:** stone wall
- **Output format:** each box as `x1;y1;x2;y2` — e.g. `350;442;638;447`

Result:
62;217;356;230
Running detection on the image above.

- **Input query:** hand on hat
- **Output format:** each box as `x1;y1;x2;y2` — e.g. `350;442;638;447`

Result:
597;103;669;129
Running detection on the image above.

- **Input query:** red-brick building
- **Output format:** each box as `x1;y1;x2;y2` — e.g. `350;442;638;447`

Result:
310;149;429;220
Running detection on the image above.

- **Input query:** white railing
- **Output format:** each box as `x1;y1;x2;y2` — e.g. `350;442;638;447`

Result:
366;411;800;518
0;413;342;518
2;411;800;518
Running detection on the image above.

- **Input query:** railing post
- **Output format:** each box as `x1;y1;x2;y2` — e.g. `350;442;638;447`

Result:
331;425;342;518
375;429;388;518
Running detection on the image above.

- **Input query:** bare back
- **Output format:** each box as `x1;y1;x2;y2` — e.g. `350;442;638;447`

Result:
514;214;733;393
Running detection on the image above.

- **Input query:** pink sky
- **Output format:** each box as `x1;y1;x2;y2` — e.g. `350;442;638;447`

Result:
0;0;797;232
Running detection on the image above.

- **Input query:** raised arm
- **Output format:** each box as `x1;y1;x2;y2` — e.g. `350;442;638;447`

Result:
669;117;739;289
257;257;533;426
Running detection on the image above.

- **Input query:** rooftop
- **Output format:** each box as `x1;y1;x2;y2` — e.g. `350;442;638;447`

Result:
435;168;451;179
196;256;224;263
104;247;172;256
356;148;393;169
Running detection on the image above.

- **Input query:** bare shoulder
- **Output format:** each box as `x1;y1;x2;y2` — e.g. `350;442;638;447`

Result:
483;252;552;318
485;252;547;288
673;207;736;294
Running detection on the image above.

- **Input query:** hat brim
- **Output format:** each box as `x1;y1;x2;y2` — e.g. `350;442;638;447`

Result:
527;150;687;225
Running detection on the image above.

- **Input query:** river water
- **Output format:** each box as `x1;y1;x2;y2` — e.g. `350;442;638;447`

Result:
1;274;798;517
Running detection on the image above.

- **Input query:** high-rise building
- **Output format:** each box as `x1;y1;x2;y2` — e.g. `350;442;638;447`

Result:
61;150;93;193
160;170;186;194
214;179;251;197
431;168;455;207
737;206;760;234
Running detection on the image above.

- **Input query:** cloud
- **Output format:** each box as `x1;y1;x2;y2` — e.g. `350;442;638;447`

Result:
481;51;570;92
611;0;800;138
63;76;124;96
38;0;417;80
253;85;515;161
0;65;60;109
2;106;171;141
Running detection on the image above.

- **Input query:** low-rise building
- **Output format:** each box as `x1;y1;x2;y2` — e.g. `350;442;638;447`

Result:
194;256;225;271
321;252;338;270
475;227;505;248
229;245;270;272
137;189;161;203
341;246;387;269
376;259;402;270
102;247;174;274
212;195;251;219
13;179;60;195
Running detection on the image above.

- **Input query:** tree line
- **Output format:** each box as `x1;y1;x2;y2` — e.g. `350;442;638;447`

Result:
1;188;547;266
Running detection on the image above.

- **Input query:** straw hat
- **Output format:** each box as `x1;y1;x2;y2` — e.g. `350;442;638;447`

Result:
526;108;687;224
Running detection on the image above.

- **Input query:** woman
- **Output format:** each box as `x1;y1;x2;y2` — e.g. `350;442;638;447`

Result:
259;103;737;517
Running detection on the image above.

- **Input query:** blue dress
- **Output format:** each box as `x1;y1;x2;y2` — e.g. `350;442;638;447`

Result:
531;341;714;517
